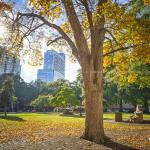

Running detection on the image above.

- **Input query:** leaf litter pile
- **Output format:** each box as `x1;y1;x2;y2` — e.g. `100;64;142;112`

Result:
0;113;150;150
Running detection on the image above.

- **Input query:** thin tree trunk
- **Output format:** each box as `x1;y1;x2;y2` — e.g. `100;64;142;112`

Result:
79;99;82;117
143;98;149;113
11;100;14;112
119;99;123;112
4;105;7;117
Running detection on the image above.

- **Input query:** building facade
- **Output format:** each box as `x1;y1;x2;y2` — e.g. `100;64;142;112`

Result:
0;53;21;76
37;50;65;82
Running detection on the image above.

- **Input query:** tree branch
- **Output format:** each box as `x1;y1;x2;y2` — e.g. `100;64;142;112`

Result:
14;12;79;59
103;42;149;56
80;0;93;30
105;29;121;46
62;0;90;56
47;37;63;46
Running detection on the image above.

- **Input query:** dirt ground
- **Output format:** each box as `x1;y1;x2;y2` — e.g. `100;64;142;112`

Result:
0;137;127;150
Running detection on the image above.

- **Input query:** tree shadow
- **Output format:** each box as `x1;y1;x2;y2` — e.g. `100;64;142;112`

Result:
60;114;85;118
143;120;150;124
0;116;25;122
103;138;137;150
103;118;114;121
122;120;150;124
61;114;113;120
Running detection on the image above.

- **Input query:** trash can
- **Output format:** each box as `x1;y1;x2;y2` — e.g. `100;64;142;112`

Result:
115;112;122;122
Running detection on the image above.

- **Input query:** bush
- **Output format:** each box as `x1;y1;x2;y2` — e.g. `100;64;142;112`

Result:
31;94;53;110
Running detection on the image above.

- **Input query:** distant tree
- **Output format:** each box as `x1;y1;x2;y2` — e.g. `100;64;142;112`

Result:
13;76;38;110
103;81;118;111
71;69;85;116
0;76;15;117
0;75;43;111
51;86;79;107
30;79;49;95
104;80;127;112
140;87;150;113
48;79;71;95
31;94;53;111
12;95;17;110
125;85;150;113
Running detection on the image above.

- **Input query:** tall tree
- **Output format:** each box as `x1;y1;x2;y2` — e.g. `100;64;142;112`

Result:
0;76;15;117
8;0;149;143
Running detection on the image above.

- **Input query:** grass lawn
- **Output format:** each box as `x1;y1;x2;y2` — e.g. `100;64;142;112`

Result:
0;113;150;150
103;112;150;120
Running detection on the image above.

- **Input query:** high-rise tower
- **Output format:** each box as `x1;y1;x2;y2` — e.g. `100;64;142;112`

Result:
37;50;65;82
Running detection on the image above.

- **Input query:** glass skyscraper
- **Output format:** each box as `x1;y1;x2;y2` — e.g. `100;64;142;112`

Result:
37;50;65;82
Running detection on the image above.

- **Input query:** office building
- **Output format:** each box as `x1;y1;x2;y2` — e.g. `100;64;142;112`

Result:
37;50;65;82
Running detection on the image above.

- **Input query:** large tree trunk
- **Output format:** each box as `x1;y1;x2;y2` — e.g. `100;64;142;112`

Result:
63;0;105;144
82;58;105;144
83;83;104;143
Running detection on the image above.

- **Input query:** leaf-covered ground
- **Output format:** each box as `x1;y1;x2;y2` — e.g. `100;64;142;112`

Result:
0;113;150;150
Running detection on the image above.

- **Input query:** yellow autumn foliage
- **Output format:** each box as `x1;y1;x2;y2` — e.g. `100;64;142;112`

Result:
103;56;112;68
128;73;137;84
30;0;61;21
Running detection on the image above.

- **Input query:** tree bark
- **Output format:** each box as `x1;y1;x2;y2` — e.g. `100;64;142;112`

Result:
81;57;105;144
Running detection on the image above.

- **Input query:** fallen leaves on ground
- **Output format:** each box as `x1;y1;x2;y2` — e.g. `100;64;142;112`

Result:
0;113;150;150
